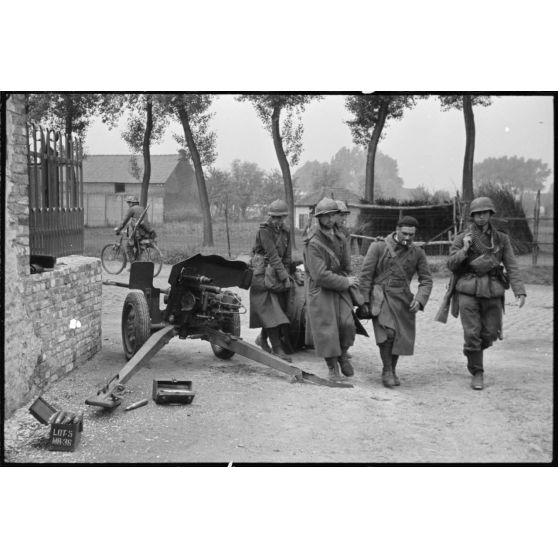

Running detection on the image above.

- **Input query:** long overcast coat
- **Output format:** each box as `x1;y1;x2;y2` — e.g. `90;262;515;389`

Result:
249;219;291;329
359;233;433;355
303;226;355;358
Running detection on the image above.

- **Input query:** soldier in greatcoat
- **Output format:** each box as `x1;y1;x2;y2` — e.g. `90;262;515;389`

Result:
447;196;526;390
250;199;293;362
303;197;360;380
358;215;433;387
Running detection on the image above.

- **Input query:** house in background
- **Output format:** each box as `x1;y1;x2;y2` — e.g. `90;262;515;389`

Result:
82;150;198;226
295;187;362;230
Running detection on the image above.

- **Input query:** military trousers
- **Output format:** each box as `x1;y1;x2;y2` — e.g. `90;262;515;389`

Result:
458;293;503;353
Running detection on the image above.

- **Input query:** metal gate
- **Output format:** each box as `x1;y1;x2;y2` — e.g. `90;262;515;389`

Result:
27;123;84;257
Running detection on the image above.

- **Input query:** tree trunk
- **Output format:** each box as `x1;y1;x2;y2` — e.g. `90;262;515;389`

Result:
177;105;214;246
140;97;153;208
364;99;389;202
271;104;296;248
462;94;476;204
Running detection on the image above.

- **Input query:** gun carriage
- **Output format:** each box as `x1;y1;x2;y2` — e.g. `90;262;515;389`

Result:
86;254;351;409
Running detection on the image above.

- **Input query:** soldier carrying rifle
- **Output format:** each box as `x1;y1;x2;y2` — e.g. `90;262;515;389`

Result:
446;196;526;390
114;195;157;271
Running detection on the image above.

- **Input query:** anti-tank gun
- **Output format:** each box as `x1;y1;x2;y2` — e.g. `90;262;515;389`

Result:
86;254;351;409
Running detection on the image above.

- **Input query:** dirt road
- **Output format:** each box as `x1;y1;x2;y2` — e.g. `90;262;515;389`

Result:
4;265;553;463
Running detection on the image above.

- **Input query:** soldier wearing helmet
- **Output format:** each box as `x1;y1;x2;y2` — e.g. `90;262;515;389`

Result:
303;197;361;381
114;194;156;271
358;215;433;388
447;196;526;390
249;199;293;362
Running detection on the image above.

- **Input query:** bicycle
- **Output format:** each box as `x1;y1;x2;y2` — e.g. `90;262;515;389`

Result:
101;233;163;277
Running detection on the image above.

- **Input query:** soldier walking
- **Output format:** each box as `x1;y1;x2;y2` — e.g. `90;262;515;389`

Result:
358;216;433;387
303;197;360;380
249;200;293;362
447;197;526;390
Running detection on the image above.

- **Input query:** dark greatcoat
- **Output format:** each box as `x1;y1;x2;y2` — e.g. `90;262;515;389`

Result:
359;233;433;355
249;219;291;329
303;226;355;358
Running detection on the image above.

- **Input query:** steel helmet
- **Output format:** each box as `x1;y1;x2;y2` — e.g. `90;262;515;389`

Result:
469;197;496;216
314;197;341;217
126;195;139;204
268;199;289;216
336;200;351;214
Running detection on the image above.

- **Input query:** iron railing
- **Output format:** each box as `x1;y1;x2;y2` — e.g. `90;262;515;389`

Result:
27;123;84;257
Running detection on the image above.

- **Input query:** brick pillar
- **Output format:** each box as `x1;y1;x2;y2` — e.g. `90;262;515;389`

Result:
5;94;44;415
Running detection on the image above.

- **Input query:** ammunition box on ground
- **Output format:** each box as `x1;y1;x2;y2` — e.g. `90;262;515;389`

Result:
49;419;83;452
29;397;58;425
152;379;195;405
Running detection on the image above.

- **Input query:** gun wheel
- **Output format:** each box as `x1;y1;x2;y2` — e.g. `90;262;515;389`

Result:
211;313;241;360
122;290;151;360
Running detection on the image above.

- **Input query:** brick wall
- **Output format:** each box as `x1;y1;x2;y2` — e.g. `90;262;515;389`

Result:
4;94;102;417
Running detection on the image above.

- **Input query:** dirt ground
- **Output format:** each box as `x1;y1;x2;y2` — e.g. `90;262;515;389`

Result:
4;264;554;463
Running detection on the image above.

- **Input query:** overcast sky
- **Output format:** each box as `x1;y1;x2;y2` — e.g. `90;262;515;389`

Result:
85;94;554;193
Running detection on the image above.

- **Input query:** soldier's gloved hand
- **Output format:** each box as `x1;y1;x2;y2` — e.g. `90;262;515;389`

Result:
517;294;526;308
463;233;472;251
348;276;360;288
409;299;421;313
356;304;371;319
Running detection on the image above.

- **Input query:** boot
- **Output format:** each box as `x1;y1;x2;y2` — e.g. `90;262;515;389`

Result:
267;327;292;363
465;350;484;390
325;357;344;381
338;349;354;377
391;355;400;386
379;341;395;388
255;329;271;353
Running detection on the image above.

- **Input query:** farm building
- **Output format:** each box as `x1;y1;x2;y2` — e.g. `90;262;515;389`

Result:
82;150;199;226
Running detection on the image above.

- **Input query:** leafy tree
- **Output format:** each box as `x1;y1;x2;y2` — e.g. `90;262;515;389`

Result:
293;160;339;194
230;160;265;220
262;169;285;209
101;94;169;207
439;95;492;204
345;94;421;202
293;146;404;198
473;155;551;194
160;94;217;247
26;93;102;140
236;94;323;246
206;167;232;217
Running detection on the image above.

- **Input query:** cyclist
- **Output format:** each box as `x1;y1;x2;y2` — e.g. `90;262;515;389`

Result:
114;195;157;271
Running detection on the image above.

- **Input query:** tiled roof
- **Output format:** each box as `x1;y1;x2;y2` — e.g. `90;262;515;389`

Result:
83;154;183;184
296;187;361;206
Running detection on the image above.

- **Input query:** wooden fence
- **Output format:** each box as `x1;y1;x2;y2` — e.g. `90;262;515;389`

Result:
28;124;84;257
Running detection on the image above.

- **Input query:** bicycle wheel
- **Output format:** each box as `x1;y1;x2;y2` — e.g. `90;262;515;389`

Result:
101;243;126;274
139;245;163;277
